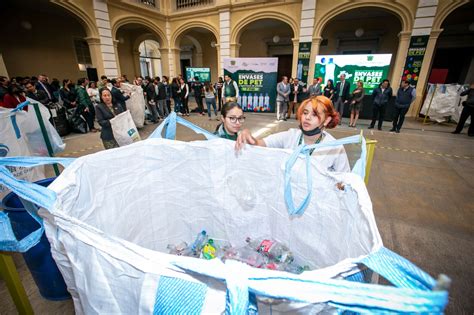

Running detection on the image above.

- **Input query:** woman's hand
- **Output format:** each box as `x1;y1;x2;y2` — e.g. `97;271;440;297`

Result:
235;128;256;151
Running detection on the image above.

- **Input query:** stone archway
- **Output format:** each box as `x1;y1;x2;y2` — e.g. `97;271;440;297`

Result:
231;12;299;47
114;21;167;79
313;1;412;39
172;25;219;81
0;0;96;79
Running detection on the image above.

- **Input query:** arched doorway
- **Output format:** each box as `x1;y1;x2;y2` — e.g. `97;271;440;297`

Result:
319;7;402;80
317;7;403;120
138;40;162;79
174;27;218;82
115;23;165;79
236;19;295;80
429;2;474;84
0;0;95;80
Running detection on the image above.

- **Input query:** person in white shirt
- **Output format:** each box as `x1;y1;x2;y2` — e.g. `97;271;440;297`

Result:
236;96;350;173
87;81;100;105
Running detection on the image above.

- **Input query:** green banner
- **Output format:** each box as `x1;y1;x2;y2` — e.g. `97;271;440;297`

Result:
297;42;311;84
224;58;278;112
185;67;211;82
402;35;429;87
314;54;392;95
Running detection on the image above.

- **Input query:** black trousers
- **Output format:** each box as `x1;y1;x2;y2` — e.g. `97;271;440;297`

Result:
195;94;204;112
217;91;223;111
370;104;386;129
392;106;409;131
454;105;474;135
182;97;189;114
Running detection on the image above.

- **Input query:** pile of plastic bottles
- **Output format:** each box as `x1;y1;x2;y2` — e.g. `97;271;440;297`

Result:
167;230;311;274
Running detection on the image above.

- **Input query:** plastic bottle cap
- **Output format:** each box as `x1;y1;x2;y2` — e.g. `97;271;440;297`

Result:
208;239;214;245
201;230;206;235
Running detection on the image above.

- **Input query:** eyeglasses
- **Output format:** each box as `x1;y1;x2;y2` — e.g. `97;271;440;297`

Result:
227;116;246;123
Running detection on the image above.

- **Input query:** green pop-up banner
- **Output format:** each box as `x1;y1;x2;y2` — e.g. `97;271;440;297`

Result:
224;57;278;112
314;54;392;95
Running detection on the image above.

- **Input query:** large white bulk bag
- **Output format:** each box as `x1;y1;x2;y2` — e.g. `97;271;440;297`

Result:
0;114;448;314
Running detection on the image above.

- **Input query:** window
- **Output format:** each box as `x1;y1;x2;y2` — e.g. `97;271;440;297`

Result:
74;38;92;67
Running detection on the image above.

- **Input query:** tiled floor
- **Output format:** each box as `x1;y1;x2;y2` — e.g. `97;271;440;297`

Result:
1;111;473;314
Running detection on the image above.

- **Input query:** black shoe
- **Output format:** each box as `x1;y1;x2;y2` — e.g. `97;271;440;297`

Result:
451;131;460;134
389;128;396;132
378;127;382;131
469;134;474;137
283;118;287;121
368;125;374;129
395;130;400;133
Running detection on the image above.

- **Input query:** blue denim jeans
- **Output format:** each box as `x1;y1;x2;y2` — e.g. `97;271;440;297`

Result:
173;97;182;113
205;98;217;117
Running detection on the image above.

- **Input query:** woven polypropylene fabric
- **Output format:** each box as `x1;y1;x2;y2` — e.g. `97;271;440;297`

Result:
153;276;207;314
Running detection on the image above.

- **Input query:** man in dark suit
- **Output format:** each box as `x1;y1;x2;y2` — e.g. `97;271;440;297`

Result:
110;78;130;111
36;74;57;103
288;78;304;119
145;78;159;123
154;77;168;118
25;82;49;105
333;74;351;124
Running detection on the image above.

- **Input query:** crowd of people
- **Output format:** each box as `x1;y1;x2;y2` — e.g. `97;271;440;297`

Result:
275;74;418;133
1;71;471;152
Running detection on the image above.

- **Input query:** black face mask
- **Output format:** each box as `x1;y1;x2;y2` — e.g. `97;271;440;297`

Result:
300;124;322;137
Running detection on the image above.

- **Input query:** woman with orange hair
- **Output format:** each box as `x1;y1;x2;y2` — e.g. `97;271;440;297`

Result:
236;96;350;172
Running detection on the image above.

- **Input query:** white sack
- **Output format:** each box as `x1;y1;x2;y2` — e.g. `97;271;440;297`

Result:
122;83;146;128
0;109;44;200
110;110;141;146
43;138;381;314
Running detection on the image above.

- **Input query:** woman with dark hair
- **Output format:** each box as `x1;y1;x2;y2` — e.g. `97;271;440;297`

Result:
1;84;27;111
214;102;245;140
323;79;335;100
59;79;77;109
95;88;124;149
178;77;190;116
215;76;224;111
171;77;181;114
162;76;172;114
349;80;365;128
369;79;392;130
237;96;349;172
204;82;218;120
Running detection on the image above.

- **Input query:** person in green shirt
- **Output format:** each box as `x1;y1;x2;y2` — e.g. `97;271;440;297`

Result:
214;102;245;140
76;77;98;132
222;74;239;103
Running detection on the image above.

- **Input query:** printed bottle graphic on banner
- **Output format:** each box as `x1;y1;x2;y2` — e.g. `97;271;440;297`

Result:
325;58;335;83
253;94;259;111
297;60;303;80
242;94;247;111
264;93;270;111
258;93;264;110
248;93;254;110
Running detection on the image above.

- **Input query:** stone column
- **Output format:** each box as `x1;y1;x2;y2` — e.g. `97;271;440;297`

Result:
92;0;118;77
132;49;141;78
306;37;322;82
390;31;412;88
113;40;122;76
230;43;241;58
219;9;231;75
85;37;105;76
195;52;204;67
291;38;299;79
170;48;181;76
159;48;171;77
